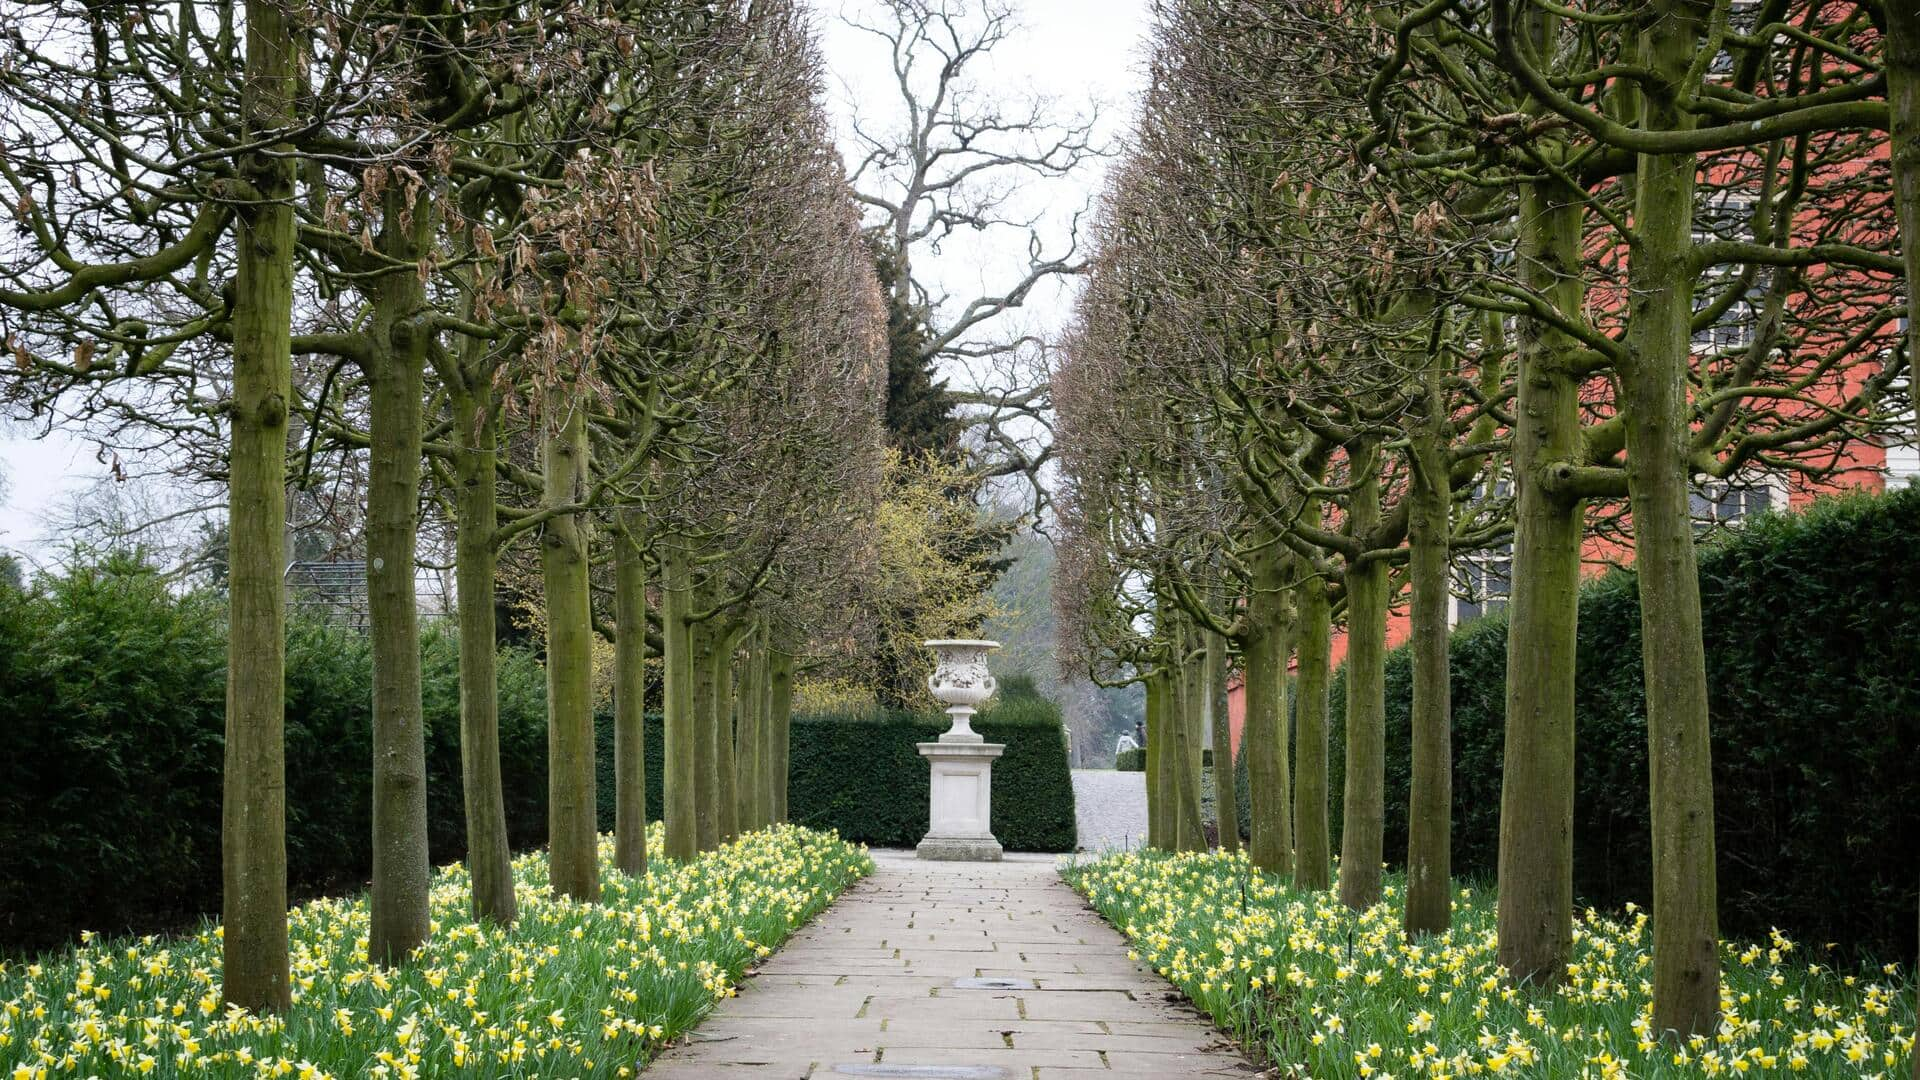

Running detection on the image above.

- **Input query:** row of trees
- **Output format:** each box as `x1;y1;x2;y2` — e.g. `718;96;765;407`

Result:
0;0;910;1013
1057;0;1918;1046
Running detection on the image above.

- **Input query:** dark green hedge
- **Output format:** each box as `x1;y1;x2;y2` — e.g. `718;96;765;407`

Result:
1115;747;1144;771
0;558;1077;953
0;557;561;955
786;681;1077;853
1324;488;1920;960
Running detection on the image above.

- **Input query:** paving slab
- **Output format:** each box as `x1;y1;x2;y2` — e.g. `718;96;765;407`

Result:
643;850;1258;1078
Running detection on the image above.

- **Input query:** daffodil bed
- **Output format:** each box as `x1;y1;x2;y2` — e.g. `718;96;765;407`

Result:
0;823;870;1079
1062;849;1918;1079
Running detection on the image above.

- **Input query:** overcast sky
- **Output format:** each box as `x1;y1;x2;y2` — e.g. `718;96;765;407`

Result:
0;0;1153;567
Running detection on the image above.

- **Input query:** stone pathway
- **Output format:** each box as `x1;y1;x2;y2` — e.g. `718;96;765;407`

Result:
644;850;1258;1079
1070;770;1146;853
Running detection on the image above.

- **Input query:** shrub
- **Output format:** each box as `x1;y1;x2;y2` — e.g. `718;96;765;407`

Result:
0;556;228;952
0;558;558;954
1325;487;1920;959
786;678;1077;852
0;561;1076;952
1114;747;1145;771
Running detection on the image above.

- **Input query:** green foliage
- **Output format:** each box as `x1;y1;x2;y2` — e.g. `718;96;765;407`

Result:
1115;747;1145;771
0;557;227;952
0;557;556;954
1326;488;1920;959
870;237;959;458
0;557;1075;953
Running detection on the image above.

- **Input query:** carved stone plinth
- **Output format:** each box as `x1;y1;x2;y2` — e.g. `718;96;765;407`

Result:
916;740;1004;862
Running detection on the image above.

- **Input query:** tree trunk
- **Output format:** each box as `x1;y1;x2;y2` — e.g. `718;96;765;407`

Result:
746;629;774;831
1292;572;1332;890
541;407;598;902
1206;630;1239;855
754;635;772;828
613;510;648;877
1146;669;1167;849
365;188;433;964
1404;362;1453;939
690;609;719;851
661;537;698;860
734;629;763;833
1629;3;1719;1036
451;380;515;924
769;646;795;823
1243;541;1292;874
1497;175;1587;991
711;622;741;844
222;0;297;1013
1340;446;1387;911
1169;639;1207;852
1885;12;1920;1069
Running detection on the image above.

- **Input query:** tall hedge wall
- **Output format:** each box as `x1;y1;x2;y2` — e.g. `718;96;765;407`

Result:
0;557;559;954
592;680;1077;854
785;683;1078;853
0;558;1076;953
1324;488;1920;960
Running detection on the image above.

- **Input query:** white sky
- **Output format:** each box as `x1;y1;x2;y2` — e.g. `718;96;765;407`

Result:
0;0;1152;567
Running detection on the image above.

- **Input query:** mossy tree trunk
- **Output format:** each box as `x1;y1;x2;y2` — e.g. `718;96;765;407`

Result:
711;620;742;844
1206;629;1239;855
768;646;795;823
542;406;599;902
1169;634;1207;852
1243;540;1292;874
690;605;719;851
449;372;515;924
1340;443;1387;911
1404;358;1453;938
1292;571;1332;891
613;510;648;877
1880;11;1920;1065
754;633;773;827
734;627;764;833
1145;668;1167;849
661;537;698;860
1628;1;1719;1036
1498;173;1587;988
365;186;434;965
222;0;297;1013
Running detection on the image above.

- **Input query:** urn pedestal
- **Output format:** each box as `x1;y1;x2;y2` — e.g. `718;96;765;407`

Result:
917;639;1005;862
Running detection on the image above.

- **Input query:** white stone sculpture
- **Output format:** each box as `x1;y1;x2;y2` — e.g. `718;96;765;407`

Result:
917;639;1005;861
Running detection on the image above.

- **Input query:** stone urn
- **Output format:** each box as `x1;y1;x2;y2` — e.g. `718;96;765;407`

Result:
917;639;1005;861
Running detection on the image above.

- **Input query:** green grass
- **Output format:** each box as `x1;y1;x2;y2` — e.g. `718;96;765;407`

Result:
0;824;870;1079
1063;848;1917;1078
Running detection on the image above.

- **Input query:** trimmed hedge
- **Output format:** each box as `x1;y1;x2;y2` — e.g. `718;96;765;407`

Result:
0;558;1077;952
1115;747;1145;771
1325;488;1920;960
0;558;558;954
786;678;1078;852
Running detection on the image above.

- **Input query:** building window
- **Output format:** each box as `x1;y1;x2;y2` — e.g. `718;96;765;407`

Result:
1692;191;1765;355
1690;477;1780;533
1708;0;1763;74
1451;476;1512;625
1889;371;1920;488
1452;543;1512;624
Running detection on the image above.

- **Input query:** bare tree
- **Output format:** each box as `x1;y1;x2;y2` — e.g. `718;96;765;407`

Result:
841;0;1104;506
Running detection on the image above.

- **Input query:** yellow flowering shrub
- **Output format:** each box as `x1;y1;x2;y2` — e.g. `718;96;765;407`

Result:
1064;849;1917;1079
0;824;869;1078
